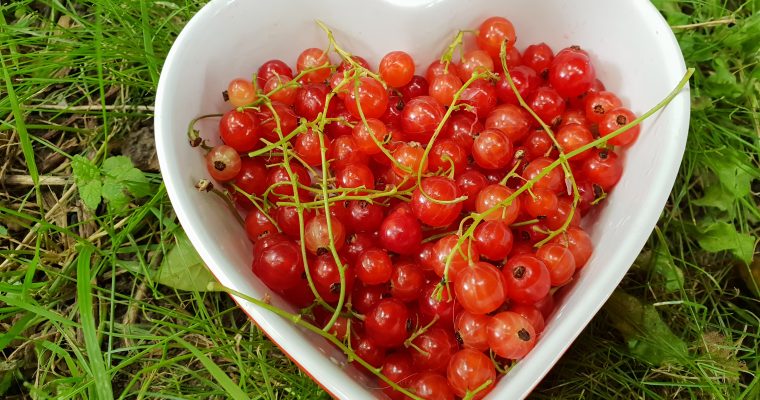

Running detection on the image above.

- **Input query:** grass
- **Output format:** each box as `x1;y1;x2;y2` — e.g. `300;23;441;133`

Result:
0;0;758;399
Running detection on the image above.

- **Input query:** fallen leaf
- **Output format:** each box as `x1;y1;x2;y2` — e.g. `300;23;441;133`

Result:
155;229;219;292
697;221;756;264
605;290;688;366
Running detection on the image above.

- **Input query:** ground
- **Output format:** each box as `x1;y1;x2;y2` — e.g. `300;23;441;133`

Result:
0;0;759;399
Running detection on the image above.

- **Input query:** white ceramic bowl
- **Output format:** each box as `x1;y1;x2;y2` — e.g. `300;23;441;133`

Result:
155;0;689;398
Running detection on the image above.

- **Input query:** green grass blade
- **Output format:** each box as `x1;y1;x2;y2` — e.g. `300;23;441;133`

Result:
0;312;34;351
175;337;251;400
0;294;77;327
76;245;114;400
0;23;43;212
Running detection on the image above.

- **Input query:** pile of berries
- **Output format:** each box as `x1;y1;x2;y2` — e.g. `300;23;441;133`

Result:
193;16;639;400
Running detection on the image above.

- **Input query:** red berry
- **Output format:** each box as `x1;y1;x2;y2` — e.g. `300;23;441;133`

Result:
536;243;577;286
352;118;388;155
206;145;242;182
552;227;593;269
410;327;458;372
455;311;492;351
584;91;622;124
379;208;423;255
252;237;303;291
390;261;426;302
458;50;494;81
365;298;411;348
484;103;532;143
411;177;463;228
475;184;521;225
263;74;297;106
472;128;513;170
296;48;332;83
429;72;463;106
257;59;293;89
344;76;389;119
294;129;325;166
496;65;540;105
398;75;429;103
356;248;393;285
426;59;459;82
410;373;455;400
295;83;333;121
456;170;488;212
549;47;596;98
473;220;513;261
219;110;260;152
244;209;276;242
346;200;384;233
304;214;346;255
528;86;566;126
380;352;416;400
447;349;496;399
556;123;594;160
458;78;497;119
582;148;623;191
380;51;416;88
454;261;507;315
431;235;480;283
443;111;483;149
227;78;257;107
429;139;468;176
503;254;551;304
477;16;517;58
487;311;537;359
401;96;445;143
522;42;554;77
599;107;640;146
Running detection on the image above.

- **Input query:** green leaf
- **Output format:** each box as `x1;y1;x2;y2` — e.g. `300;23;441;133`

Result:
605;290;688;366
710;151;753;198
155;229;219;292
71;155;100;182
723;13;760;53
121;168;152;198
71;155;103;210
101;177;130;211
102;155;151;198
693;184;735;212
101;155;134;176
0;225;7;236
79;180;102;210
705;58;743;98
651;243;684;293
697;222;756;264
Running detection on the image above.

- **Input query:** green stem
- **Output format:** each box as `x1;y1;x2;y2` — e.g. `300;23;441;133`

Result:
260;101;332;313
462;379;494;400
498;39;580;247
415;71;495;205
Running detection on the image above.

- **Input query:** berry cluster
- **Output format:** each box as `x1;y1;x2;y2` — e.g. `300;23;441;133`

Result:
192;16;643;400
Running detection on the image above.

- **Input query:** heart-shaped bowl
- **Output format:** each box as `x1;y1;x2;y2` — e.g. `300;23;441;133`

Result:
155;0;689;398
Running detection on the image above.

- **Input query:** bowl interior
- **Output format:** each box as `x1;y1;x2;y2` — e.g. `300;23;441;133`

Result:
155;0;689;398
